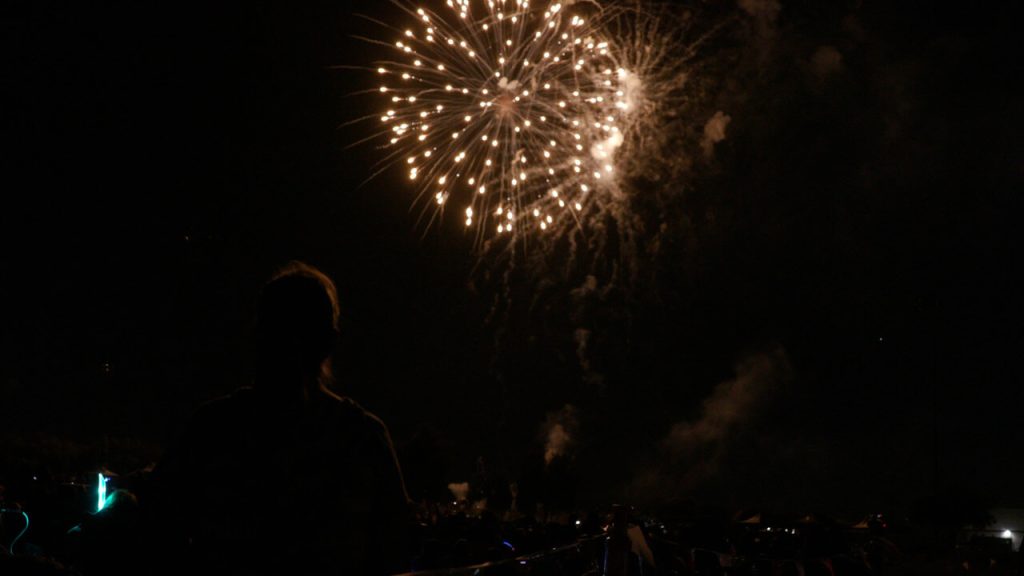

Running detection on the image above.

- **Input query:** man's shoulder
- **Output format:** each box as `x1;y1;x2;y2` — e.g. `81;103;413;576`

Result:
318;388;383;423
318;389;392;439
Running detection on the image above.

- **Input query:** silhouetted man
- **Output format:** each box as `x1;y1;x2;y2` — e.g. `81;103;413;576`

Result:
154;262;409;574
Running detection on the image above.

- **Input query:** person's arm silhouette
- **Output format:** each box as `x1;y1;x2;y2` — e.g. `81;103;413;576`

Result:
367;416;411;573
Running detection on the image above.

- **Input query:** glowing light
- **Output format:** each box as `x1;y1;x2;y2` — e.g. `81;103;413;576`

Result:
96;473;108;512
368;0;637;240
1003;529;1013;539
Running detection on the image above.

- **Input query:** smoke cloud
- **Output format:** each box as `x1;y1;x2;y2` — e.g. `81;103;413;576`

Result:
542;405;579;466
738;0;781;30
665;348;788;465
632;348;793;503
570;275;610;390
811;45;844;79
701;111;732;158
738;0;782;62
447;482;470;502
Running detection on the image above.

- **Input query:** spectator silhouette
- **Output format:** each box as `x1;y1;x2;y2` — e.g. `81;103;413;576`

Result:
153;262;410;574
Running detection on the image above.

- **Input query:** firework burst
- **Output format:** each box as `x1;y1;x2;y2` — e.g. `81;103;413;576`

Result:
366;0;644;244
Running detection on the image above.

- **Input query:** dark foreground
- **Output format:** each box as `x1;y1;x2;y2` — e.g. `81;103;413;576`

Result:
2;471;1021;575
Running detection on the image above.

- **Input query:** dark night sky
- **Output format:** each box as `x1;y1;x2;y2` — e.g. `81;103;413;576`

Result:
2;0;1022;511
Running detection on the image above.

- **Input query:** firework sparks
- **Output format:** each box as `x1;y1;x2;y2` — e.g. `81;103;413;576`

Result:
371;0;640;241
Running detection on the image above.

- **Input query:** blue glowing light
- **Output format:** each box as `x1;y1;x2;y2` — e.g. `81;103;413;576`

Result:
97;473;108;512
1;509;30;554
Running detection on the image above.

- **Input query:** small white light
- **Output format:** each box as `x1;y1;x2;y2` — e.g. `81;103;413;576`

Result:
1003;529;1013;539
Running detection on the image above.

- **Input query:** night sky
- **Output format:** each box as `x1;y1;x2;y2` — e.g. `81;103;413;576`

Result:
3;0;1022;512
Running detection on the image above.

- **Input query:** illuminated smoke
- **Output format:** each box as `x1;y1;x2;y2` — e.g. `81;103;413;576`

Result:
700;110;731;158
664;351;786;459
811;45;844;78
738;0;780;38
545;423;570;464
447;481;470;501
630;348;792;500
542;404;578;465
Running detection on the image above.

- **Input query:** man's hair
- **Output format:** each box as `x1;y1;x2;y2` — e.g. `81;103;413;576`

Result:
256;261;340;383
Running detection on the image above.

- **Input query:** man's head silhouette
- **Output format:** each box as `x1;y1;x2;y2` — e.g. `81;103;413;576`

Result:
255;261;340;393
155;261;409;575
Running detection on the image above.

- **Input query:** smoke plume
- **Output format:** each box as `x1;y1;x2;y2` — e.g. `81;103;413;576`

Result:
701;111;732;158
811;45;844;79
447;482;469;502
665;348;788;465
738;0;781;33
632;348;793;503
542;405;579;466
